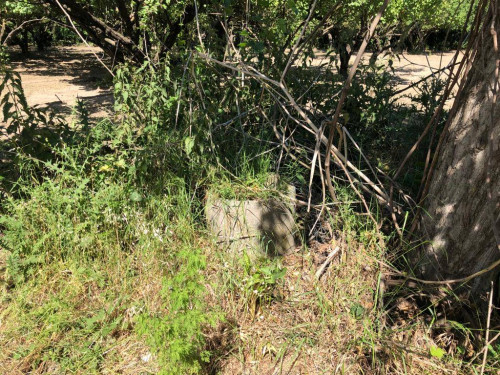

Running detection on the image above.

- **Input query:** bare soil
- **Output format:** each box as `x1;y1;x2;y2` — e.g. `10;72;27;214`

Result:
383;51;463;102
8;46;461;120
8;45;113;119
309;49;462;104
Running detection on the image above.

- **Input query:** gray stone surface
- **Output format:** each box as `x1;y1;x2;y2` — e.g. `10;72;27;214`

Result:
206;193;297;257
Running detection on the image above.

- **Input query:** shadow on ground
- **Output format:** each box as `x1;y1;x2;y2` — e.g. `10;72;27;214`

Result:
8;46;114;118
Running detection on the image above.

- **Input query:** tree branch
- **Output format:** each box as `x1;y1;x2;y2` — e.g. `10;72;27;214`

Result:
159;2;199;58
2;18;47;46
43;0;144;63
115;0;135;42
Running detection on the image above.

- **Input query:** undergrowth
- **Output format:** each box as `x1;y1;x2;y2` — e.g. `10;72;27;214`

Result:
0;53;219;374
1;45;493;374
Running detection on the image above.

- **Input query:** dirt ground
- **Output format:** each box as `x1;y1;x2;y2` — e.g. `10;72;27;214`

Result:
309;49;462;102
383;50;463;102
7;45;461;120
8;45;113;119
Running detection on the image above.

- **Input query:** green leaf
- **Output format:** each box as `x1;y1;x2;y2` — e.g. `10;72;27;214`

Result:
2;101;13;121
184;136;195;156
429;345;446;359
130;191;142;202
350;303;365;320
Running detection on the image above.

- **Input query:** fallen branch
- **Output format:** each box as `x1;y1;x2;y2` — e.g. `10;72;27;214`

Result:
324;0;390;206
382;256;500;286
480;281;494;375
316;246;340;280
197;51;398;214
392;60;462;96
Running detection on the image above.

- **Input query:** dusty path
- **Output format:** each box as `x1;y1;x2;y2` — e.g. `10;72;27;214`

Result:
309;50;462;98
8;45;113;119
8;46;460;120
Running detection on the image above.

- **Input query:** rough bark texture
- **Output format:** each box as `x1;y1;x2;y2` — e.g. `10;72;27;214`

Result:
420;5;500;298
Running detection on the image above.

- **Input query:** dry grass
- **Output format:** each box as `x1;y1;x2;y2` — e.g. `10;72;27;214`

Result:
0;195;488;375
0;214;490;374
201;223;482;375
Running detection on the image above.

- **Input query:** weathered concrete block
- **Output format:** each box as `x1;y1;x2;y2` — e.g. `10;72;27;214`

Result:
206;193;296;257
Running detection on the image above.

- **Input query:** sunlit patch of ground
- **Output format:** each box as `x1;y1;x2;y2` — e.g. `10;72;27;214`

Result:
8;45;113;120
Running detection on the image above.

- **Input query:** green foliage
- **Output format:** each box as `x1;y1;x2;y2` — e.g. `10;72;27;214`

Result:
240;254;286;315
0;57;66;140
0;139;216;373
111;60;197;185
0;1;480;372
350;303;366;320
430;345;446;359
344;62;400;145
0;55;71;190
136;243;218;375
0;58;217;373
1;265;131;373
386;0;474;31
1;0;80;50
411;75;446;115
114;61;178;141
2;0;38;16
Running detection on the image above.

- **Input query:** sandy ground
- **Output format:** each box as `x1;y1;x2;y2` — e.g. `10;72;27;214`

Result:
382;51;463;100
6;46;462;120
308;49;463;100
8;46;113;119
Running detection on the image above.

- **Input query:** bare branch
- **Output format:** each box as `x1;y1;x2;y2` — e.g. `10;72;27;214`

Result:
324;0;390;206
52;0;114;76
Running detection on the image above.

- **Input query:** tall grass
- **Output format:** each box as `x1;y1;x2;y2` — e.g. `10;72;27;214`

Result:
0;52;290;373
0;54;222;373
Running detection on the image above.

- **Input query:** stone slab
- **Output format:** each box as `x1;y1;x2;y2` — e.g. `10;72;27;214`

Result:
206;195;296;257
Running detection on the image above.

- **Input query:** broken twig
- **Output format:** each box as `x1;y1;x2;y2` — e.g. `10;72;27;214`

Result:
316;246;340;280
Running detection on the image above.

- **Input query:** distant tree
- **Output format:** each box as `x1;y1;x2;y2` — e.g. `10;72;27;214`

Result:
1;0;48;53
319;0;473;76
34;0;202;63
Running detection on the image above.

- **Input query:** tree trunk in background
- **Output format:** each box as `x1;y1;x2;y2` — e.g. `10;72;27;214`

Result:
419;3;500;301
42;0;199;64
338;43;350;78
18;30;29;54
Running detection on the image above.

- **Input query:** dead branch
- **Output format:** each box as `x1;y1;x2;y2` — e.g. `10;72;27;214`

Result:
324;0;390;207
53;0;115;76
480;281;494;375
315;246;340;280
392;60;462;96
197;52;397;213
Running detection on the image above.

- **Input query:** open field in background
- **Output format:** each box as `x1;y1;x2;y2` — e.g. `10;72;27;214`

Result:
8;46;113;119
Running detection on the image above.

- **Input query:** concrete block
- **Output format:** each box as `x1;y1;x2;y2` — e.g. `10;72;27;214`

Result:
206;193;297;257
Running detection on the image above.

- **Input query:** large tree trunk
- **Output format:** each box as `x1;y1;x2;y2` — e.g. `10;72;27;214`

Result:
419;3;500;300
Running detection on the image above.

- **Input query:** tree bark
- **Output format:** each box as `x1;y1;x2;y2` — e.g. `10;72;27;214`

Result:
338;41;350;78
419;3;500;301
